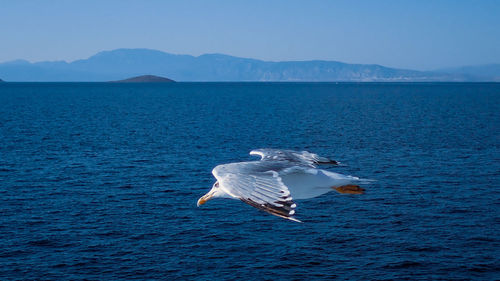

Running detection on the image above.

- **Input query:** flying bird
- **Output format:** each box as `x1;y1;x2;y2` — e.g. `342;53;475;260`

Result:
197;149;369;222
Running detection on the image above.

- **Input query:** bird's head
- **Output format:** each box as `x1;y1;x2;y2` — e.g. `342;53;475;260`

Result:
197;181;220;207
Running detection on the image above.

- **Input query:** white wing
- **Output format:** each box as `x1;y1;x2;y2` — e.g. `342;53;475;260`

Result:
250;148;338;167
212;162;300;222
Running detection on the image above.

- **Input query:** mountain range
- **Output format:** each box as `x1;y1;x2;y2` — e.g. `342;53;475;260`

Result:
0;48;498;82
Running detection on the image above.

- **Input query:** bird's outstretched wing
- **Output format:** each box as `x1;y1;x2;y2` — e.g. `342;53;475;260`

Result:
212;163;300;222
250;148;338;167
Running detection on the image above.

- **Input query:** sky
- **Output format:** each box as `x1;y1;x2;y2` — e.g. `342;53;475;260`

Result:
1;0;499;70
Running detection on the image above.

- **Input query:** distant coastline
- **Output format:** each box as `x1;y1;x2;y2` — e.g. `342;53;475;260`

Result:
0;49;498;82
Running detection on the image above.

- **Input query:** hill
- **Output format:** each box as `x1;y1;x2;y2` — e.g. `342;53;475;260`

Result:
111;75;174;83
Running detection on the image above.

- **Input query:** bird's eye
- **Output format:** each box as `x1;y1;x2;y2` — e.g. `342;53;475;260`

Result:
215;182;219;187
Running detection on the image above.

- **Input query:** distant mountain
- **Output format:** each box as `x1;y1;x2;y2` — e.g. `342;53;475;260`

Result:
0;78;4;82
111;75;175;83
0;48;497;82
435;64;500;82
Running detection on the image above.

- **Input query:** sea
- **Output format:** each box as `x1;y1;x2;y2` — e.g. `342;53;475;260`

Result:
0;82;499;280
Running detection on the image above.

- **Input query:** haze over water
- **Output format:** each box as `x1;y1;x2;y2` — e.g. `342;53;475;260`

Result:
0;82;499;280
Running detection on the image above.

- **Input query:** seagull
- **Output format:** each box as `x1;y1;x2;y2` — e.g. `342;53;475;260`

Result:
197;149;369;222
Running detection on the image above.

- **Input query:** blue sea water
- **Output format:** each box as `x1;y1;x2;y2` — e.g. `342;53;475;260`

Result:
0;82;499;280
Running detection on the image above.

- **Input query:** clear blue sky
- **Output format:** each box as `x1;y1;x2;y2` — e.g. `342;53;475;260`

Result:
1;0;499;70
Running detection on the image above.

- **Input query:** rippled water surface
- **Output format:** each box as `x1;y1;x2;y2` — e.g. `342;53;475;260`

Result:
1;83;499;280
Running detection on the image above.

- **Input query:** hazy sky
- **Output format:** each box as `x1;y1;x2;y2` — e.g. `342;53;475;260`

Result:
1;0;499;70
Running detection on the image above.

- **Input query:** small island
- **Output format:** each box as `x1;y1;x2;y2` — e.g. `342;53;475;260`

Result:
111;75;175;83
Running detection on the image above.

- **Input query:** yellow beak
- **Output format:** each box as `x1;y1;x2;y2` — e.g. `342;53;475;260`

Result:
197;191;214;207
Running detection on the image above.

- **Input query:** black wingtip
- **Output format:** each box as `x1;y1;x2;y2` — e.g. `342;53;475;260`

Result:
240;198;301;222
287;217;303;223
316;160;340;165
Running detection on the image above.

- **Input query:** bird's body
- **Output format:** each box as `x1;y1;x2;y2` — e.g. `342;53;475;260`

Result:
197;149;369;222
